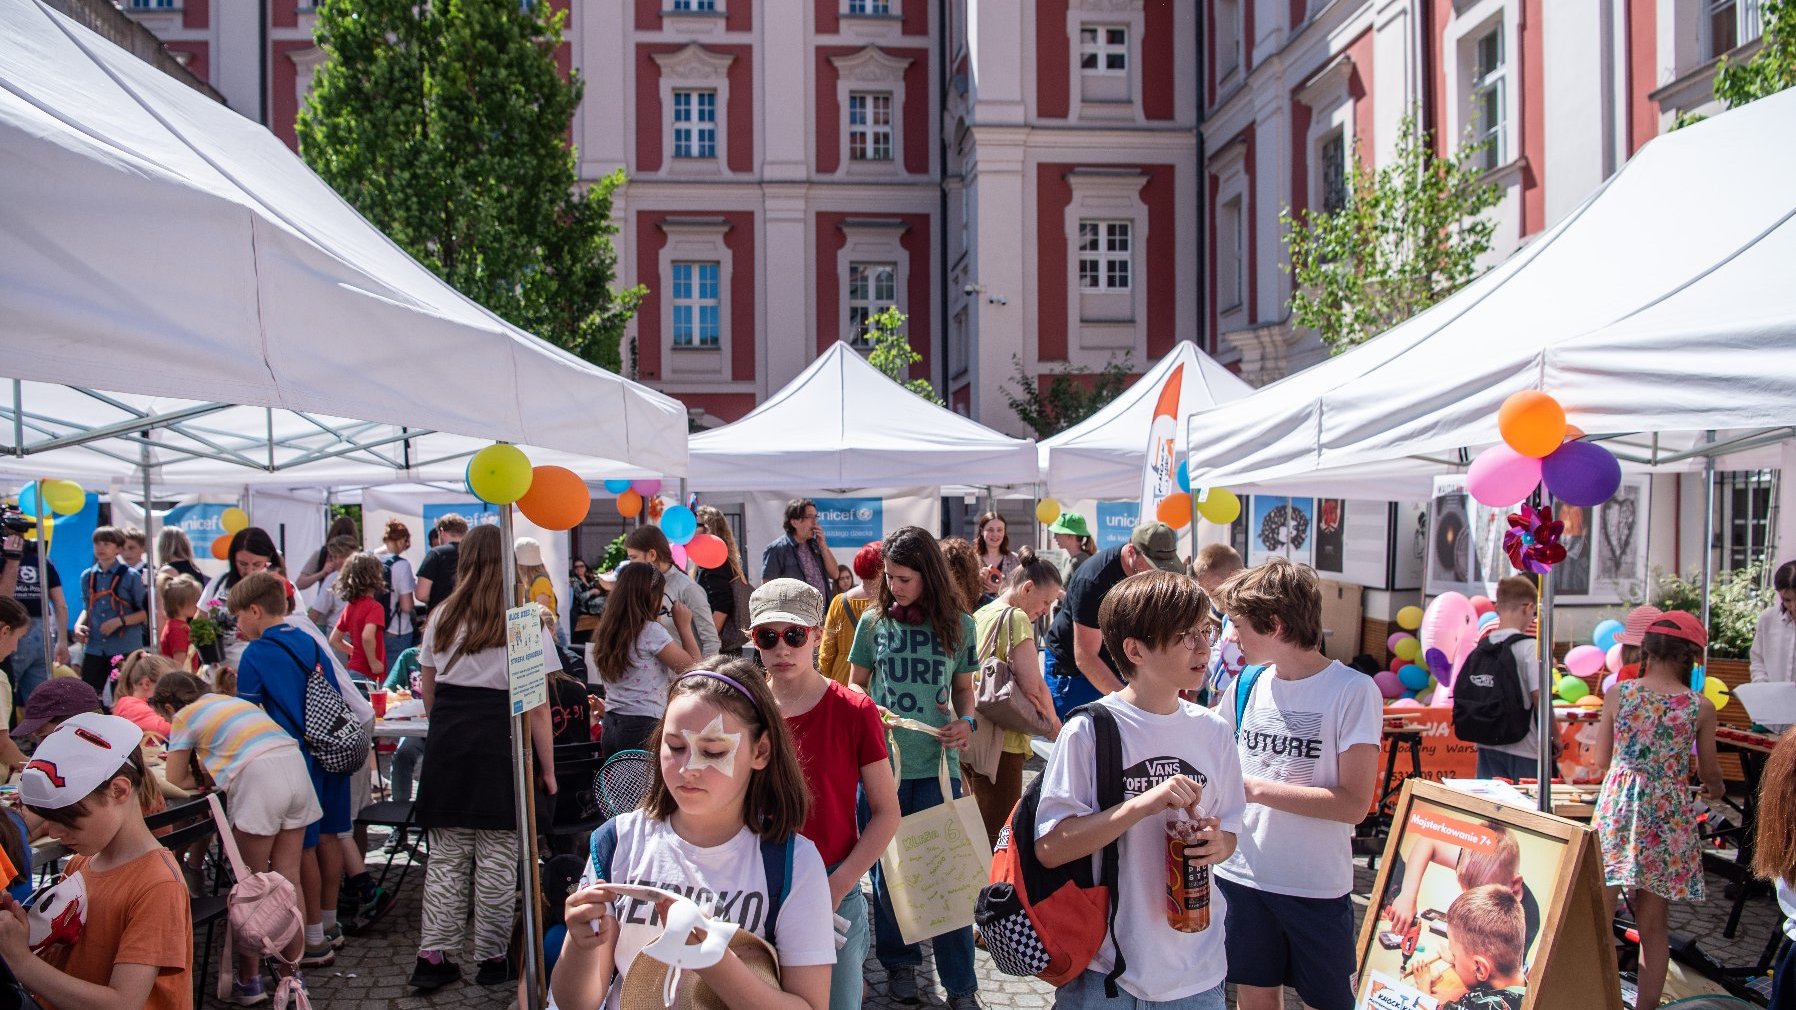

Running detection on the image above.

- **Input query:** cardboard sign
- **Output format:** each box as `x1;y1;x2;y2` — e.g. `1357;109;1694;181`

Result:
506;605;548;715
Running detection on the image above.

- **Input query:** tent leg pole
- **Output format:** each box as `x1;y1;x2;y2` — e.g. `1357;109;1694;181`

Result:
141;448;156;649
32;482;52;681
501;504;547;1010
1701;431;1716;675
1537;564;1555;814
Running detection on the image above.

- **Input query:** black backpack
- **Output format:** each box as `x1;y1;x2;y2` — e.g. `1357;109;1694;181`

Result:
375;554;403;629
1452;636;1533;746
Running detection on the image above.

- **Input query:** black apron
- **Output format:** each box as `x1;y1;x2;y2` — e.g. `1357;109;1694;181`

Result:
415;682;516;831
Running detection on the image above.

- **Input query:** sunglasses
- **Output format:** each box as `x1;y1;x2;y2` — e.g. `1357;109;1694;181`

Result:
753;627;810;649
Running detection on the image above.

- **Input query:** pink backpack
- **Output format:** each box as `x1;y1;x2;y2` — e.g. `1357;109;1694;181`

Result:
206;794;311;1008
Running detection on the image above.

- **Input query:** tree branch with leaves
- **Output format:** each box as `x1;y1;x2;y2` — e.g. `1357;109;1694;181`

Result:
1001;354;1134;438
861;307;943;404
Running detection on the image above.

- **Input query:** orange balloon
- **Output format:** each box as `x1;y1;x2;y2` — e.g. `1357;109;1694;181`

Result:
616;489;643;518
517;465;591;531
1156;492;1193;527
687;533;728;569
210;534;232;560
1498;390;1566;458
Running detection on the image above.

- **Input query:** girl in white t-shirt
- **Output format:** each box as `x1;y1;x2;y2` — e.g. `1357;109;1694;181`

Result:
590;561;699;759
554;658;835;1010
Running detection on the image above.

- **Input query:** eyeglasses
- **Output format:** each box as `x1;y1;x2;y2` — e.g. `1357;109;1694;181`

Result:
754;627;810;649
1172;627;1213;653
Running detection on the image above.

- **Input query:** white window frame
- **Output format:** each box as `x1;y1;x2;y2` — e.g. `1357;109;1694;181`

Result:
1295;54;1356;216
1704;0;1763;59
1066;3;1144;121
830;47;912;177
836;220;911;352
848;92;894;161
847;0;893;13
1077;221;1133;292
656;218;734;378
1468;24;1506;171
130;0;176;7
1217;195;1245;312
671;89;717;159
671;0;717;9
653;44;735;176
1214;0;1242;84
1079;24;1129;76
1442;2;1519;178
1064;169;1148;356
847;262;899;346
1209;138;1250;336
670;260;722;349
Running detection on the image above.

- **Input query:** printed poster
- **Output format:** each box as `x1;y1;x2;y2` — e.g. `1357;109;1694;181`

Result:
1425;476;1647;604
506;604;548;715
1093;500;1140;550
1247;495;1314;568
1315;498;1346;573
813;496;883;546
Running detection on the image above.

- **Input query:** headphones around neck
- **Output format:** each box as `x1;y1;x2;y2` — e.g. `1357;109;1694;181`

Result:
888;602;926;624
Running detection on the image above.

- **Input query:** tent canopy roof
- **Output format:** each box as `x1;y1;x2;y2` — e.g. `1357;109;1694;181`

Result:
1184;88;1796;498
1040;341;1252;498
0;1;687;478
689;342;1039;491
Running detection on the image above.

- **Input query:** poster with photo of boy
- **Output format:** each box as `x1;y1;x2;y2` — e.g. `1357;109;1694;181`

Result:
1356;780;1620;1010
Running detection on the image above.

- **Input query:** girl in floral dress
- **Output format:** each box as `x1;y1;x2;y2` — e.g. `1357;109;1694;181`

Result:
1592;610;1726;1010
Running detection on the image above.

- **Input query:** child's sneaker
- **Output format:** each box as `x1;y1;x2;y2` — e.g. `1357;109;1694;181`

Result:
343;886;398;936
475;955;517;986
324;922;345;950
299;941;336;967
230;975;270;1006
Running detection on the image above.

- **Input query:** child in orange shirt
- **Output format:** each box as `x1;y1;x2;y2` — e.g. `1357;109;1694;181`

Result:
0;713;192;1010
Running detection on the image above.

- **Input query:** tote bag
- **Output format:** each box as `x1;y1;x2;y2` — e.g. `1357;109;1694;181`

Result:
974;607;1058;738
877;722;994;945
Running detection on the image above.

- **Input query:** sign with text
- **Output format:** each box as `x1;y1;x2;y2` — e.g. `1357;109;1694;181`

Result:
1093;500;1139;550
813;497;883;546
505;605;548;715
422;502;500;536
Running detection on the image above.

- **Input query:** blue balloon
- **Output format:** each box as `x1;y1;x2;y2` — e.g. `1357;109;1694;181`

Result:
463;461;476;496
15;482;40;517
602;479;631;495
1398;663;1431;690
1592;619;1623;652
1478;611;1500;628
1176;462;1192;494
1691;664;1705;691
659;505;698;546
1400;689;1418;700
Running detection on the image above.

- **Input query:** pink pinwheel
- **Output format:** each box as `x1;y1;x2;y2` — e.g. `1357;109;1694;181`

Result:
1504;504;1566;575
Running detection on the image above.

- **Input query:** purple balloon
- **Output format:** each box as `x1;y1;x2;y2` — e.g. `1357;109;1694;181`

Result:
1541;440;1621;507
1373;671;1404;699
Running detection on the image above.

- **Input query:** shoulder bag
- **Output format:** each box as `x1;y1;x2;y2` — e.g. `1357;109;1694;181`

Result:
974;608;1058;738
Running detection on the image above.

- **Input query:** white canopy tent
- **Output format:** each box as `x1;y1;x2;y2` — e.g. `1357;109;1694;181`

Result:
0;0;688;479
1183;87;1796;498
1039;340;1252;499
688;342;1040;491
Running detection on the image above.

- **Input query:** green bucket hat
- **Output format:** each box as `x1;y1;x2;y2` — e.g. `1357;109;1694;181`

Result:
1047;511;1091;538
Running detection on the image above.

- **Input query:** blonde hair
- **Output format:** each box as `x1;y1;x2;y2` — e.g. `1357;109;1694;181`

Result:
158;572;202;617
1192;543;1244;582
119;649;180;694
157;528;195;566
1456;823;1522;889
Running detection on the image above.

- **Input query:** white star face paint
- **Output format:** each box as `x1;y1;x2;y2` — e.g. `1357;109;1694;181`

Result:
678;714;742;778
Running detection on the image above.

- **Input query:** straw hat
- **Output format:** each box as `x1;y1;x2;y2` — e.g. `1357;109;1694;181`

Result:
617;930;780;1010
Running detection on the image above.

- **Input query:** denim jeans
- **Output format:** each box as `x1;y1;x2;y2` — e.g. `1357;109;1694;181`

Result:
830;886;870;1010
1055;973;1225;1010
866;774;978;998
10;621;55;705
390;737;424;803
1043;648;1106;721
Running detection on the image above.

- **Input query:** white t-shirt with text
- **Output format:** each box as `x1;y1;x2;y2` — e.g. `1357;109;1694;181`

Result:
1215;660;1382;899
584;811;836;1010
1035;694;1246;1001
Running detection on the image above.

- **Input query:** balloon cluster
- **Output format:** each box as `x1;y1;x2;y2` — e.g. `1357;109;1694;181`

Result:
1467;391;1622;510
208;507;250;561
1154;488;1242;527
600;478;663;520
15;480;88;547
464;444;592;531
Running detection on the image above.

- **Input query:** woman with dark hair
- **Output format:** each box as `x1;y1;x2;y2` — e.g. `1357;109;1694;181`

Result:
847;526;982;1008
197;527;284;666
693;505;751;655
411;523;559;990
1750;561;1796;726
938;537;987;612
974;511;1018;595
589;561;699;758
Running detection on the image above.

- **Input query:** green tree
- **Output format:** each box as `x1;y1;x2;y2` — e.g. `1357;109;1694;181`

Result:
1715;0;1796;107
1001;354;1134;438
1282;113;1501;354
862;307;943;404
296;0;641;371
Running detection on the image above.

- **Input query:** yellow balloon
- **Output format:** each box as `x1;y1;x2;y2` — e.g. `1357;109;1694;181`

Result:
43;480;85;516
1395;605;1424;631
1393;638;1420;662
1035;498;1061;525
1196;488;1242;525
467;444;533;505
220;507;249;534
1704;677;1732;711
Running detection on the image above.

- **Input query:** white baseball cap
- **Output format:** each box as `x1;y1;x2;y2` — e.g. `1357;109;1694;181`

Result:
21;713;142;811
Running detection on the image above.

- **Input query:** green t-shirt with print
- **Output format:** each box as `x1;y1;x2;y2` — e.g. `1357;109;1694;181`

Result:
848;609;979;780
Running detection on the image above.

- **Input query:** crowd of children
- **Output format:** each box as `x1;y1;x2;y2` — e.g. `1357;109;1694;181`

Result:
0;511;1790;1010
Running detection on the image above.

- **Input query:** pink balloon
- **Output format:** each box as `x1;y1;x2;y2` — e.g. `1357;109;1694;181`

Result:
1600;671;1619;694
1467;444;1543;507
630;478;662;497
1389;698;1425;709
670;542;689;569
1565;644;1606;679
1374;671;1404;699
1429;682;1455;708
1605;642;1625;673
1421;592;1479;687
1470;595;1495;616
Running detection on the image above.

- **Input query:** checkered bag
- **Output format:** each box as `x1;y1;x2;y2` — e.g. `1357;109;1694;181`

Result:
973;703;1128;997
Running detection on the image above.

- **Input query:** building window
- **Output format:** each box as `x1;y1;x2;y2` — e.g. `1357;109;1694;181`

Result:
1319;132;1348;214
1707;0;1764;58
848;0;892;12
130;0;176;7
671;89;716;159
1078;221;1132;291
1215;0;1241;80
1717;469;1779;575
848;93;894;161
671;261;721;348
848;262;898;345
1218;197;1243;310
1469;25;1505;171
672;0;717;9
1080;25;1128;75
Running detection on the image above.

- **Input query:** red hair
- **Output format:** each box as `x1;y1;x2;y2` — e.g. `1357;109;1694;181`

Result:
852;542;884;581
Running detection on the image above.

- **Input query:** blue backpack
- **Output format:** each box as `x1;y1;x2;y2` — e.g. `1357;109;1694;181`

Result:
588;818;794;947
1232;664;1269;736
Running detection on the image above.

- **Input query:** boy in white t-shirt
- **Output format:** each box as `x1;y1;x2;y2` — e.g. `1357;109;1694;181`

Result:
1213;558;1382;1010
1035;570;1246;1009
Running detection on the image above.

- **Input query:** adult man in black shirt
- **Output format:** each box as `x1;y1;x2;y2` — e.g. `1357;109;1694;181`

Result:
1;540;69;704
414;513;469;629
1043;520;1184;718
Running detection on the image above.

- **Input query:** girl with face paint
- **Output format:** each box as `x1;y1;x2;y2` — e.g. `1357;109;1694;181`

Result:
555;659;835;1010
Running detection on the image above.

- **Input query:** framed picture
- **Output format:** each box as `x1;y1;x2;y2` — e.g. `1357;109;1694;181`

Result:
1247;495;1315;568
1356;780;1619;1010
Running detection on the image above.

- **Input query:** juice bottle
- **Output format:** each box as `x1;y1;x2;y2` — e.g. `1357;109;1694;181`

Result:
1165;806;1211;932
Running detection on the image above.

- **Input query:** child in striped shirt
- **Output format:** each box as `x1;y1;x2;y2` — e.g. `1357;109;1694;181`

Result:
152;670;317;1003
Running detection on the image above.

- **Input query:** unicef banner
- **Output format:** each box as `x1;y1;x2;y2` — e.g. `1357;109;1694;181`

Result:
813;497;883;546
1094;501;1140;550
